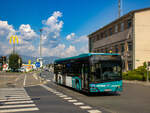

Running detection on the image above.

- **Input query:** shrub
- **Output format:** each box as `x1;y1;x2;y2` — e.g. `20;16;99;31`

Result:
123;62;150;81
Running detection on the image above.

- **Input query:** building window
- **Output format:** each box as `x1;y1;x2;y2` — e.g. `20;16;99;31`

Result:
121;22;124;32
121;44;124;53
109;28;113;36
105;48;108;53
104;30;108;37
127;19;132;28
115;45;119;53
128;61;133;70
128;42;132;51
101;32;104;39
92;37;95;43
96;34;100;41
115;24;118;33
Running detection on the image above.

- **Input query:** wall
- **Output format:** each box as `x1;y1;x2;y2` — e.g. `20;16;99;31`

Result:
134;10;150;68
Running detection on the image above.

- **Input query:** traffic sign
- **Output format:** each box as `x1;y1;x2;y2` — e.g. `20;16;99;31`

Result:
35;62;40;68
3;64;7;68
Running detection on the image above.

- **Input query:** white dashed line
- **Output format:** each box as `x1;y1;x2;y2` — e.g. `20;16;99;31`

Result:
40;84;103;113
68;99;78;102
53;92;60;94
64;97;72;100
80;106;92;109
56;93;63;96
87;110;102;113
73;102;84;105
59;95;67;98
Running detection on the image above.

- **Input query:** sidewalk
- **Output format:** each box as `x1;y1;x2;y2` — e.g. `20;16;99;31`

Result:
123;80;150;87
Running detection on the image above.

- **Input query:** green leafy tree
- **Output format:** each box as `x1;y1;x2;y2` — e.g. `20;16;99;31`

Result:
135;62;147;81
9;53;22;71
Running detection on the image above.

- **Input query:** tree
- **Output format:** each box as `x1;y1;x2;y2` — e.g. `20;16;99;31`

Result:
9;53;22;71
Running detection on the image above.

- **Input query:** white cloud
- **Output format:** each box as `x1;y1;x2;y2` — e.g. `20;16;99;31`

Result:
0;42;12;55
42;11;63;39
74;35;88;43
19;24;38;40
66;33;75;40
0;11;89;58
0;20;15;40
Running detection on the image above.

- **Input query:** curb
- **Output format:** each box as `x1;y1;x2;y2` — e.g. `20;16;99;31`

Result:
123;80;150;86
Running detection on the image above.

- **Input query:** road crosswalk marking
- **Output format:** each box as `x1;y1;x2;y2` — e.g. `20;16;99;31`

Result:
73;102;84;105
0;108;39;113
0;88;39;113
80;106;92;109
87;110;102;113
68;99;78;102
2;100;33;104
41;84;103;113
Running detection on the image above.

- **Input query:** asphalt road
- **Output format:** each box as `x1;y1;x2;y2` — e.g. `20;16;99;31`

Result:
25;85;90;113
1;71;150;113
41;70;150;113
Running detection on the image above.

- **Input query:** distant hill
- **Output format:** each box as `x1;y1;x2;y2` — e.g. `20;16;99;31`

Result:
0;54;60;65
20;55;60;65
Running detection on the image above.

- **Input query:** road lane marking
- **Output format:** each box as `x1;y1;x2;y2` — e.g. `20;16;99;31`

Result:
5;95;30;98
0;98;31;102
40;84;104;113
33;74;38;80
73;102;84;105
0;107;39;113
64;97;72;100
59;95;67;98
0;104;36;108
56;93;63;96
0;88;39;113
80;106;92;109
68;99;78;102
87;110;102;113
53;92;60;94
23;74;27;86
3;100;34;104
5;96;30;99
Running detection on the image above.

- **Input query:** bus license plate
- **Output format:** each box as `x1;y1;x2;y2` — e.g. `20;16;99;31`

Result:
105;89;112;91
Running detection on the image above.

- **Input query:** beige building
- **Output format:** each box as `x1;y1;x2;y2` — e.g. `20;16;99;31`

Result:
88;8;150;71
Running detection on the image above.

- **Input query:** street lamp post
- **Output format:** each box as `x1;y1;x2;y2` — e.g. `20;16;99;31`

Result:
39;29;43;68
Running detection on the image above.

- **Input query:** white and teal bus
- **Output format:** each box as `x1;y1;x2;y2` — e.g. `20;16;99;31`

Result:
54;53;122;93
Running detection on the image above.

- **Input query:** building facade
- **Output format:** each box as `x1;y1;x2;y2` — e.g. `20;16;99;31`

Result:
88;8;150;71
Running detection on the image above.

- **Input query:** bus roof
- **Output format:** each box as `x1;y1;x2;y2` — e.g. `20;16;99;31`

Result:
54;53;120;63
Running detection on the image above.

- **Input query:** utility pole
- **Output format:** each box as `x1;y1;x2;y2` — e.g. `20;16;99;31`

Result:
40;29;43;58
118;0;121;18
39;29;43;68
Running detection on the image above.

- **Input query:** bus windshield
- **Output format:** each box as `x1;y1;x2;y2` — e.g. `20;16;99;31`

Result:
90;60;122;83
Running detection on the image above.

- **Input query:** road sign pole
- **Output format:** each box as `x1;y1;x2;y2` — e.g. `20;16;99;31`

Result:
13;42;15;53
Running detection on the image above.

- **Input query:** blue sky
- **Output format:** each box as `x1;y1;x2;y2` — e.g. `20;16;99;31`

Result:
0;0;150;57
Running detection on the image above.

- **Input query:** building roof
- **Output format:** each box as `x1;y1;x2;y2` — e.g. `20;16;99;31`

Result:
88;7;150;37
54;53;120;63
